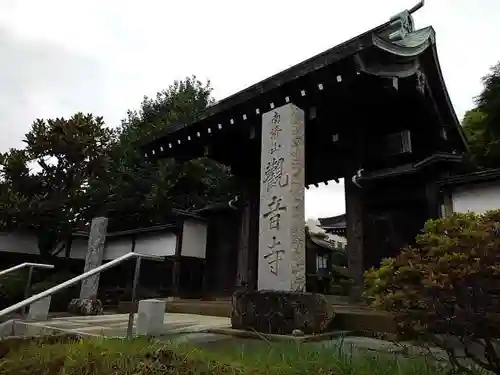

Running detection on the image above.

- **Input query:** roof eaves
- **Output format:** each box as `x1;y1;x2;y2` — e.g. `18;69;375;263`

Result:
72;224;178;239
318;214;346;226
426;43;469;153
139;21;391;148
438;168;500;188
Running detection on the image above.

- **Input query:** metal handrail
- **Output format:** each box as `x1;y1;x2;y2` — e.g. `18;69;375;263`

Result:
0;262;55;315
0;252;164;338
0;262;54;277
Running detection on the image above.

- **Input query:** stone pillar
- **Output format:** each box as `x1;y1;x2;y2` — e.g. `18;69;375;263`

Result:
345;178;364;302
80;217;108;299
258;103;306;291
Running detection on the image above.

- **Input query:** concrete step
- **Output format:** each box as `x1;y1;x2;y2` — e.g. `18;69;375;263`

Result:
15;313;231;338
118;298;396;335
117;299;232;317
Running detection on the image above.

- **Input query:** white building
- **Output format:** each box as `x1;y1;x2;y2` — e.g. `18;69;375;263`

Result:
439;168;500;215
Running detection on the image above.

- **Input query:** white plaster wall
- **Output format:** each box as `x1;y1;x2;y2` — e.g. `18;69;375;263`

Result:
0;232;39;255
0;233;89;259
66;234;176;260
134;233;177;257
181;220;207;259
103;238;132;260
66;238;89;259
0;231;177;260
451;181;500;214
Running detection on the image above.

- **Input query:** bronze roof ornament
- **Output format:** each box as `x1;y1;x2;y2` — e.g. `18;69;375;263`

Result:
389;0;425;42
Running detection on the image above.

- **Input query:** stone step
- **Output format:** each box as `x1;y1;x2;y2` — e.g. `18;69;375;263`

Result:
12;312;231;339
117;299;232;317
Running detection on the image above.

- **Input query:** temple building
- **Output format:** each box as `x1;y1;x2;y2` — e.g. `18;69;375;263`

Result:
318;214;347;237
140;3;468;299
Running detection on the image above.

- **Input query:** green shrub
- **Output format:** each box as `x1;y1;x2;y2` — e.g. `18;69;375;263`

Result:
0;337;159;375
99;285;162;306
365;210;500;374
0;334;79;359
0;267;78;312
30;271;79;312
0;270;29;309
328;266;352;295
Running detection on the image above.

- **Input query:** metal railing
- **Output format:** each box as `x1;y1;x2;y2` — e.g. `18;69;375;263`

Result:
0;252;164;338
0;262;55;315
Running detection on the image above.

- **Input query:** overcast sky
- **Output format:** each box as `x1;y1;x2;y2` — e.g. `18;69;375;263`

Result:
0;0;498;220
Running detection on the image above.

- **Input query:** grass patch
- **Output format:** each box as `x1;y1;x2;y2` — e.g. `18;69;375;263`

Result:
0;336;487;375
171;339;476;375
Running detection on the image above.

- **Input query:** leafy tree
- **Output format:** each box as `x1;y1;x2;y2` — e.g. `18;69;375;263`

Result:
120;76;214;144
89;76;235;230
477;62;500;138
463;62;500;168
365;211;500;374
0;77;236;256
0;113;115;258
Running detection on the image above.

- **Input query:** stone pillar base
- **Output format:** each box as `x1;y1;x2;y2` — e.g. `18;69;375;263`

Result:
68;298;103;316
28;296;51;321
231;290;336;335
136;299;166;336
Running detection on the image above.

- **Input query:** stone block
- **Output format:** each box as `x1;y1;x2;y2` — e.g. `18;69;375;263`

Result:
27;296;51;321
231;290;336;335
0;320;14;338
68;298;103;316
136;299;165;336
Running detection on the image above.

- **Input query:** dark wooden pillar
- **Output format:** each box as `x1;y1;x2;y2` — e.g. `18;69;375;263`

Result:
232;124;261;292
236;198;251;289
345;177;364;303
235;177;260;291
172;220;184;297
443;190;453;216
425;180;441;220
248;183;260;290
201;258;208;298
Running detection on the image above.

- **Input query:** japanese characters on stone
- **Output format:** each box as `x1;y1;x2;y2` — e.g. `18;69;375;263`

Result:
263;115;289;193
262;111;289;276
264;235;285;275
290;124;303;180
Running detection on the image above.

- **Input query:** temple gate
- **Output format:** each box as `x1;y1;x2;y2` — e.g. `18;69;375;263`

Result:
140;3;468;301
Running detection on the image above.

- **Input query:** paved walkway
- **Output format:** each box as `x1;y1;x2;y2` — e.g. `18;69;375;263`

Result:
25;313;231;338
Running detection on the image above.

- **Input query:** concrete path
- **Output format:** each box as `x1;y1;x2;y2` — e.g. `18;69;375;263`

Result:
23;313;231;338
